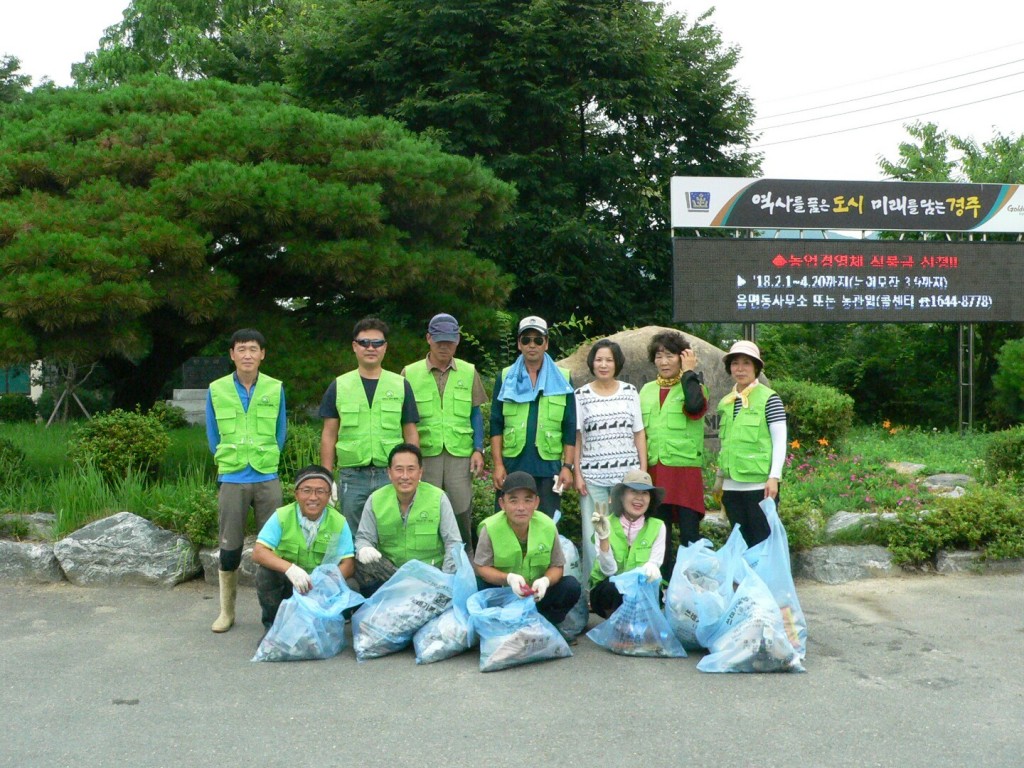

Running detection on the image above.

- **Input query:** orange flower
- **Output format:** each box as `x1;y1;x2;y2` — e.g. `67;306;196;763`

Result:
789;439;801;449
818;437;829;447
888;428;898;435
882;419;891;429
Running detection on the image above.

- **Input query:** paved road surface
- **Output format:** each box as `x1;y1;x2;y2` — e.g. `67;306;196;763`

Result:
2;573;1022;768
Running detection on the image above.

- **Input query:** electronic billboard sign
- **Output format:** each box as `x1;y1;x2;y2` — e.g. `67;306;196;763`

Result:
672;238;1024;323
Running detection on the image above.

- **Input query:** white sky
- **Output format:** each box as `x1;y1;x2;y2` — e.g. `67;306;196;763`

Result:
2;0;1022;182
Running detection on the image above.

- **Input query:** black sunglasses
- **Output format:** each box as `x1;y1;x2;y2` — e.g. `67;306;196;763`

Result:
519;335;546;346
355;338;387;349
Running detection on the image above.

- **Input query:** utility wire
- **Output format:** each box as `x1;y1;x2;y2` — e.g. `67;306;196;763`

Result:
758;69;1024;131
757;56;1024;121
751;88;1024;148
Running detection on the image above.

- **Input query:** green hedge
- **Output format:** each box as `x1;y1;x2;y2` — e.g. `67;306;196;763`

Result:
772;378;854;448
68;409;170;482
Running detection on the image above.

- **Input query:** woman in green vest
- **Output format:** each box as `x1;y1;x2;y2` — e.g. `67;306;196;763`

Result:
589;469;666;618
713;340;787;547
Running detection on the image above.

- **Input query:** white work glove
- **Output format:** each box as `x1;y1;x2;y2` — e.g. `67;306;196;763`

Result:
640;561;662;584
506;572;529;596
552;474;565;494
591;501;611;540
531;576;550;602
357;546;382;565
330;481;339;506
284;564;312;594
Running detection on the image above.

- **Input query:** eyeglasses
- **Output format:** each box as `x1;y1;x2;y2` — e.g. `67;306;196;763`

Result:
296;486;330;498
519;335;546;346
355;338;387;349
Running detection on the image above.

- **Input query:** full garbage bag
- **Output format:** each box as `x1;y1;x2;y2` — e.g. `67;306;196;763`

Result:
587;569;686;657
352;559;453;661
742;498;807;660
467;587;572;672
413;544;477;664
696;559;804;673
664;526;747;651
252;565;365;662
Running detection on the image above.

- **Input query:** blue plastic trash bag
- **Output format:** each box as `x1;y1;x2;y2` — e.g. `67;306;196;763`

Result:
742;498;807;660
587;569;687;658
352;559;453;661
555;535;589;638
664;526;747;651
413;544;478;664
696;560;804;673
252;564;365;662
467;587;572;672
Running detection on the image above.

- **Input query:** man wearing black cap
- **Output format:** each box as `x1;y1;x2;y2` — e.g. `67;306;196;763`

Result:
252;465;356;630
474;471;581;625
401;313;487;551
490;315;576;517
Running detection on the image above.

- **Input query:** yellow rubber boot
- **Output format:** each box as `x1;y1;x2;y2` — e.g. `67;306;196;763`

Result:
211;570;238;633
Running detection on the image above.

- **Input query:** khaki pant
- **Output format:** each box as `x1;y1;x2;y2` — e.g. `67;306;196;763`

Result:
217;479;282;552
422;450;474;552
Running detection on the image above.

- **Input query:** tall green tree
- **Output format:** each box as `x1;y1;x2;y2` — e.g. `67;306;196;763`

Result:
283;0;759;328
0;76;514;409
0;55;31;103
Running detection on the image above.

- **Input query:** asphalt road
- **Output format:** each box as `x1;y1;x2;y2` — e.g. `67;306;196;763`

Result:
1;572;1022;768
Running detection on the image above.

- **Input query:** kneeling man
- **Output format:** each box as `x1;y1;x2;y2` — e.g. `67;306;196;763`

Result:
354;443;463;595
474;471;581;625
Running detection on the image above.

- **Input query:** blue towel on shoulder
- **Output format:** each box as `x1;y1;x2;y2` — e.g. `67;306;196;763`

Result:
497;354;573;403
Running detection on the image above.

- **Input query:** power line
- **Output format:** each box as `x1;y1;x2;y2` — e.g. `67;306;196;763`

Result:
756;56;1024;121
751;88;1024;148
758;69;1024;131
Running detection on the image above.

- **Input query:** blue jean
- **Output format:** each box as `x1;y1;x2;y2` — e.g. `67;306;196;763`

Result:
578;483;612;579
338;465;391;535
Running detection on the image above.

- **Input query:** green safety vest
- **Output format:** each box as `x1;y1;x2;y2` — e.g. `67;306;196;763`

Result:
500;365;571;461
271;503;347;572
588;516;664;587
717;384;776;483
371;481;446;568
403;358;475;457
480;511;557;583
639;379;706;468
335;370;406;468
209;373;282;475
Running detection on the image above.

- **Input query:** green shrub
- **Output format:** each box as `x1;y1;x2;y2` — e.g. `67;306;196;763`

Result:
0;394;36;423
0;437;26;479
148;401;190;430
280;422;322;480
772;378;854;448
883;483;1024;565
991;337;1024;425
777;499;824;552
984;426;1024;480
68;409;170;482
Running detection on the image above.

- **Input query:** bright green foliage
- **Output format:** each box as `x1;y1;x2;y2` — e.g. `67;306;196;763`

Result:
984;426;1024;480
279;422;321;479
884;483;1024;565
0;56;31;103
0;436;26;478
0;393;36;423
0;76;514;408
772;379;854;448
147;401;190;430
285;0;759;327
991;338;1024;426
68;409;171;481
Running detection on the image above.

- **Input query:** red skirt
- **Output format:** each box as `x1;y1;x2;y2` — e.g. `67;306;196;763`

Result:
649;463;705;516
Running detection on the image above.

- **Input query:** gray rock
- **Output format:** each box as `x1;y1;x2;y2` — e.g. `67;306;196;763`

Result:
936;550;1024;574
559;326;771;438
793;545;895;584
931;486;966;499
922;473;973;489
199;536;259;587
53;511;201;587
1;512;57;541
825;510;899;536
887;461;926;476
0;540;64;583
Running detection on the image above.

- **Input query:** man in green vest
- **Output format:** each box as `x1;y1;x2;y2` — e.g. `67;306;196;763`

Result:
252;465;355;630
589;469;666;618
474;471;581;625
205;328;287;634
353;443;464;596
401;313;487;551
490;316;576;518
319;316;420;534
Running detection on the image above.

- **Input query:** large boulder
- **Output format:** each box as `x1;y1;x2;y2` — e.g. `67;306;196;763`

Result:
793;545;896;584
558;326;768;437
53;511;201;587
199;536;260;587
0;540;63;583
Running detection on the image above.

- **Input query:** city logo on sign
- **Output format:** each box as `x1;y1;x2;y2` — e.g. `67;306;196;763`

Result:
687;191;711;213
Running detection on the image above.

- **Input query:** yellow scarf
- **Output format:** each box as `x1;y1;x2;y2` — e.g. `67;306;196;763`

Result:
722;380;759;409
656;374;681;389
